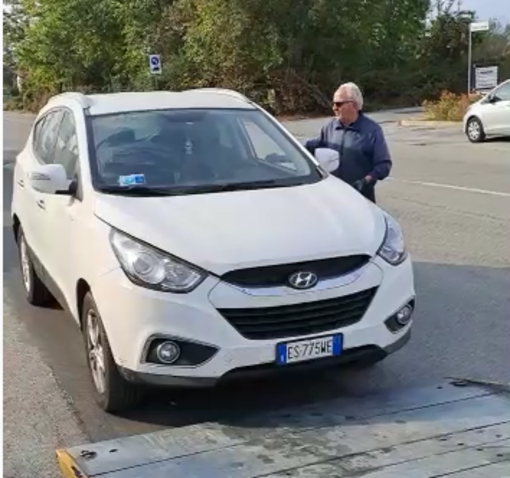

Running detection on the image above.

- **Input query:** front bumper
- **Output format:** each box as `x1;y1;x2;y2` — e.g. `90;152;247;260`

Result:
119;327;411;387
91;255;415;387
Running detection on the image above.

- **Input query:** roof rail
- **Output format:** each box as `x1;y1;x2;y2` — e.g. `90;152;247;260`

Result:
47;91;92;108
184;88;251;103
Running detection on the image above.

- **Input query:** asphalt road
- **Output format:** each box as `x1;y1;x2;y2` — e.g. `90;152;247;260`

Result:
3;111;510;477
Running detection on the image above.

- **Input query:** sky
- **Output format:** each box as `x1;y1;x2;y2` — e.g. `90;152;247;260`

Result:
460;0;509;24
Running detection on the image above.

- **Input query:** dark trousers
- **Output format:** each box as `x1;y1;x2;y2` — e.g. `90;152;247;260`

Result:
359;183;376;203
364;187;376;203
346;177;377;203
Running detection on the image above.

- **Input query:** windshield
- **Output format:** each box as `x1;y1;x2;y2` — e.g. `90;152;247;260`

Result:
86;108;323;195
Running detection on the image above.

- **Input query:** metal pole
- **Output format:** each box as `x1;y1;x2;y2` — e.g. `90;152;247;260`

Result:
467;27;472;94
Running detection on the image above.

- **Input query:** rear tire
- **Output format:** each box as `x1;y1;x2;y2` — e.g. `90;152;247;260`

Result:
17;226;53;306
82;292;144;413
466;117;486;143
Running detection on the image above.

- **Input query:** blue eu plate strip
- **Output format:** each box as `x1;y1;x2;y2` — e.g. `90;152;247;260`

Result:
276;343;287;365
332;334;343;355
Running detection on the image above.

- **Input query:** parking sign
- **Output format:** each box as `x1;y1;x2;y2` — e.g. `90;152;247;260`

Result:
149;54;162;75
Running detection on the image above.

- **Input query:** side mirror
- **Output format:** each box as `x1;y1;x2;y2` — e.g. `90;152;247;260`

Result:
315;148;340;173
28;164;70;195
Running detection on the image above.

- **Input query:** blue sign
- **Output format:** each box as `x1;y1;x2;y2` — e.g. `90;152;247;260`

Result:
148;54;161;75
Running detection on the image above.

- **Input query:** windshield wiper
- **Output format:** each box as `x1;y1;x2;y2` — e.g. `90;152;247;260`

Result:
98;185;176;196
199;179;293;192
97;180;297;197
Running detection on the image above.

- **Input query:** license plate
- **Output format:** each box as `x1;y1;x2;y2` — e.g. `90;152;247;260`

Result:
275;334;343;365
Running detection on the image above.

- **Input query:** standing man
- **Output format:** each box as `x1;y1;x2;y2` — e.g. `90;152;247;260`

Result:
304;82;392;203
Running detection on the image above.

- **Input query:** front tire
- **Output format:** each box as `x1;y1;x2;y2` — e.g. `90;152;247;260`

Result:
82;292;143;413
17;226;53;306
466;116;486;143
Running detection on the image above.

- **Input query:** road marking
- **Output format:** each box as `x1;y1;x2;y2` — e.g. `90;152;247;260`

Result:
392;178;510;198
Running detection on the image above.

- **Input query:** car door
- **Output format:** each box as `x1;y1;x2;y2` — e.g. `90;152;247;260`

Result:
12;114;48;242
39;109;84;304
484;81;510;135
20;109;64;270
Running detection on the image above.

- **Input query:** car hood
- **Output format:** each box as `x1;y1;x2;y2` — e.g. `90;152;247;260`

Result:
94;177;387;275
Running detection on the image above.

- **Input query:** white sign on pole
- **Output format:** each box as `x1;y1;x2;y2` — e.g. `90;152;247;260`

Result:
149;54;162;75
470;21;489;32
474;66;498;91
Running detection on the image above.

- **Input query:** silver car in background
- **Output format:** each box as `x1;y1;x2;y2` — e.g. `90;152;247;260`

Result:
463;79;510;143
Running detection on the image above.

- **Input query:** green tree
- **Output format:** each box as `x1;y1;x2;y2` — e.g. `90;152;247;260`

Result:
4;0;509;114
9;0;123;105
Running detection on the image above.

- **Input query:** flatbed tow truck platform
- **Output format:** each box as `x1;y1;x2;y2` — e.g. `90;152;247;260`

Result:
56;378;510;478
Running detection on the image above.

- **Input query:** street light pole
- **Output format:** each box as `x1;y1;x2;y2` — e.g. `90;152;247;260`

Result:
467;28;472;94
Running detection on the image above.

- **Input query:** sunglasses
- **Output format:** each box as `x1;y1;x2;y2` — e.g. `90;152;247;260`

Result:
333;100;353;107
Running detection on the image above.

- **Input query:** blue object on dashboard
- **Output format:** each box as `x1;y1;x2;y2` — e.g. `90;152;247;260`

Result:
118;174;146;186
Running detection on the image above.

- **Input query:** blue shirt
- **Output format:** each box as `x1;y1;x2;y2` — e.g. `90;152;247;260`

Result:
304;113;392;186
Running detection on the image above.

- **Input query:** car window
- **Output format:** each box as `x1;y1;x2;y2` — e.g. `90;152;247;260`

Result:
239;119;297;172
32;116;48;155
54;111;79;179
216;119;237;149
87;108;321;193
34;110;64;164
494;82;510;101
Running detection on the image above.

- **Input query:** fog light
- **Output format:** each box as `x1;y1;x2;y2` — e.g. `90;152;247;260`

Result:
395;304;413;326
155;341;181;364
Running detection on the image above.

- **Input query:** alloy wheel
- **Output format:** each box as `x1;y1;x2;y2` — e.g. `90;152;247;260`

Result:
467;120;481;141
86;309;106;395
19;235;31;293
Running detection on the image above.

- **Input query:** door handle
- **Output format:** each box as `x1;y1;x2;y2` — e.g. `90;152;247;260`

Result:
36;198;46;210
17;179;25;188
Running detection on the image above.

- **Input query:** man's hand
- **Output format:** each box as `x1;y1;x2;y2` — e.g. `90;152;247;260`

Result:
354;176;369;191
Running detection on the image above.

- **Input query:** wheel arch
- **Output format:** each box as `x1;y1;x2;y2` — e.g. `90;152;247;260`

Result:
12;214;21;244
76;278;91;329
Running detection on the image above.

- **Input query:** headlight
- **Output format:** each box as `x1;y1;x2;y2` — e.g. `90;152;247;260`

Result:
110;229;206;293
377;212;407;265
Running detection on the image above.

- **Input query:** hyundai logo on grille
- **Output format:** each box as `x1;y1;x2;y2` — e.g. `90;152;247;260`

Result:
288;271;318;290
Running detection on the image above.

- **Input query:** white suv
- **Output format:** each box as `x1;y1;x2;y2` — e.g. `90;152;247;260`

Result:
11;89;415;413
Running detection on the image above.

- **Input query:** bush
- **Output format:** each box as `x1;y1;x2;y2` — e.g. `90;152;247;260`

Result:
3;94;24;111
422;90;482;121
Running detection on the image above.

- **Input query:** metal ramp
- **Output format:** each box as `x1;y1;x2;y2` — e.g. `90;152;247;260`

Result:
56;379;510;477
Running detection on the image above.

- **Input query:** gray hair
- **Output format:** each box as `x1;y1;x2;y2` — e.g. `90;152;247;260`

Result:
336;82;364;110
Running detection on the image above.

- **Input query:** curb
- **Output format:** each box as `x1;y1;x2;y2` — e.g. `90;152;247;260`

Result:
2;109;36;117
398;119;462;127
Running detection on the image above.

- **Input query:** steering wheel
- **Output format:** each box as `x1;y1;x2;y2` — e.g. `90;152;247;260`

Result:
96;129;136;151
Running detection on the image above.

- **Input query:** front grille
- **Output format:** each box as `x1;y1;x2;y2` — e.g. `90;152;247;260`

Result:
217;287;378;340
221;255;371;288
